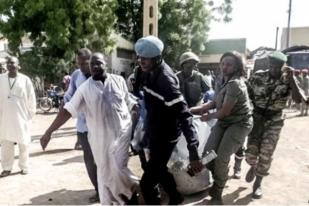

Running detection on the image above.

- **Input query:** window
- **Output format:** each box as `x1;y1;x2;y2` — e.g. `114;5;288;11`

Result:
149;23;153;35
117;48;133;59
149;6;153;18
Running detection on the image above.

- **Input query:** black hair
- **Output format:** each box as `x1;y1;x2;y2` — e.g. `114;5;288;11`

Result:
220;51;245;77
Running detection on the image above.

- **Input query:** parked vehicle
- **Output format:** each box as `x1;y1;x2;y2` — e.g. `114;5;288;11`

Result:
38;86;64;112
253;46;309;72
286;51;309;70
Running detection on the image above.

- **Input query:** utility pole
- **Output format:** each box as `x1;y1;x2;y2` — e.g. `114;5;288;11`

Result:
275;27;279;50
286;0;292;48
143;0;158;37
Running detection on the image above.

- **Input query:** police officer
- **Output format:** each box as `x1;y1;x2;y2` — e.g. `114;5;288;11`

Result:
134;36;203;205
177;52;210;107
245;51;308;199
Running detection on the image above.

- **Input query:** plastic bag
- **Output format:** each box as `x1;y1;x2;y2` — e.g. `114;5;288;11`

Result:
168;117;215;195
131;117;145;151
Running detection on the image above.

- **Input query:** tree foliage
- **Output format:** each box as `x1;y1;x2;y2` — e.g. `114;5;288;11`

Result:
0;0;117;82
115;0;143;42
116;0;233;68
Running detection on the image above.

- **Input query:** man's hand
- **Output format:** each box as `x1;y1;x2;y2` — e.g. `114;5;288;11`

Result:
200;113;211;122
283;66;294;80
131;104;140;121
188;159;203;176
282;66;294;73
40;131;52;151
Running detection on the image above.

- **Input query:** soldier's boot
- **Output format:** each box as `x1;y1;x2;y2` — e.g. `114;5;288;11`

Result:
233;157;243;179
245;166;256;183
252;176;263;199
209;184;224;205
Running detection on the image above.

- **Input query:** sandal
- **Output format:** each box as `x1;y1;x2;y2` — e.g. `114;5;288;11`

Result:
0;170;11;177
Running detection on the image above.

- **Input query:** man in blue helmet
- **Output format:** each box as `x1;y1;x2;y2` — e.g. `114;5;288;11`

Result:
134;36;203;205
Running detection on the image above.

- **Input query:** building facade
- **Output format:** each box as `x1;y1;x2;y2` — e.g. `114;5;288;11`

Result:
198;38;247;75
281;26;309;50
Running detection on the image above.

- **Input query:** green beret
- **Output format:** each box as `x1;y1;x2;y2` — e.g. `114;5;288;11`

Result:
269;51;287;63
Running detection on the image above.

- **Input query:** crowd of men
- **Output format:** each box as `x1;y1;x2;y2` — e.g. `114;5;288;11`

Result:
0;35;308;205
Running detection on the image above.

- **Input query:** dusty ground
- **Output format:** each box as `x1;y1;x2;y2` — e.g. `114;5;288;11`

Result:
0;109;308;205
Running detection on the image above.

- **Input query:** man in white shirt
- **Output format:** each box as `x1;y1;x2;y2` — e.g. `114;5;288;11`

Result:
0;56;36;177
40;52;139;204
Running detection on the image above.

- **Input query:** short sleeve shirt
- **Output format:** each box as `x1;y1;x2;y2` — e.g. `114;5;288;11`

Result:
215;76;252;124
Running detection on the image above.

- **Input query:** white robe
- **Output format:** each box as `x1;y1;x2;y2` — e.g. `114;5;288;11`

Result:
64;74;138;205
0;73;36;144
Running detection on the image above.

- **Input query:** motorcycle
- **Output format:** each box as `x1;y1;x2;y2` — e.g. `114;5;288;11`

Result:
38;86;64;113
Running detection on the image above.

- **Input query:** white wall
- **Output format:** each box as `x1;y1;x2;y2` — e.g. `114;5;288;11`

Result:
281;27;309;49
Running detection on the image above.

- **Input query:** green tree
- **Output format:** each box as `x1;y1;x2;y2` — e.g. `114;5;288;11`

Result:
115;0;143;42
116;0;232;68
0;0;117;82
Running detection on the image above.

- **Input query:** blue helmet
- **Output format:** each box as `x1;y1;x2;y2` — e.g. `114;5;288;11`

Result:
135;36;164;58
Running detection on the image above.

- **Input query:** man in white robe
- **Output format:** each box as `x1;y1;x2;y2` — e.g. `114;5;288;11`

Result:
0;56;36;177
40;52;139;205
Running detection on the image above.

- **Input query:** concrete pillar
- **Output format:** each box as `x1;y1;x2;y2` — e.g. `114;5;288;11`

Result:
143;0;158;37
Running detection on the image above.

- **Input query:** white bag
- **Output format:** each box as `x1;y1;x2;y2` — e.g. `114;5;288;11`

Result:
168;117;215;195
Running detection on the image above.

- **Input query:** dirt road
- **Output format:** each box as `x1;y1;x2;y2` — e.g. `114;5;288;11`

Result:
0;109;308;205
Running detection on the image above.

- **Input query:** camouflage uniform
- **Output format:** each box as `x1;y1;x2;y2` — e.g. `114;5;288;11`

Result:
246;69;306;176
300;75;309;115
177;70;209;107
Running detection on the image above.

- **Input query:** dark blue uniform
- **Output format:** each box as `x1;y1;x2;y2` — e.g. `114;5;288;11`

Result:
136;61;200;204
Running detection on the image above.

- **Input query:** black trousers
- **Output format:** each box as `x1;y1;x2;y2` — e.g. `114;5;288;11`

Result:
140;139;180;204
78;132;98;193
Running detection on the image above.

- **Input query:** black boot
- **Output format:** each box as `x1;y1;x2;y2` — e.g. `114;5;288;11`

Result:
209;184;223;205
245;166;256;183
233;157;243;179
252;176;263;199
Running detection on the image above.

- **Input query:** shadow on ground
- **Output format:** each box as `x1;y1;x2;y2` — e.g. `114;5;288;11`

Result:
197;186;252;205
0;171;22;178
30;149;74;158
0;149;75;164
223;186;252;205
31;131;76;141
53;155;83;166
26;188;96;205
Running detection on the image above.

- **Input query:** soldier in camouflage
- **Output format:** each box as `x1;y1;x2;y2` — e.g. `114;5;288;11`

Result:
245;51;308;199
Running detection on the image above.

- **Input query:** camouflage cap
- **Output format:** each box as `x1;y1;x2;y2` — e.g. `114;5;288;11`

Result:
269;51;287;63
